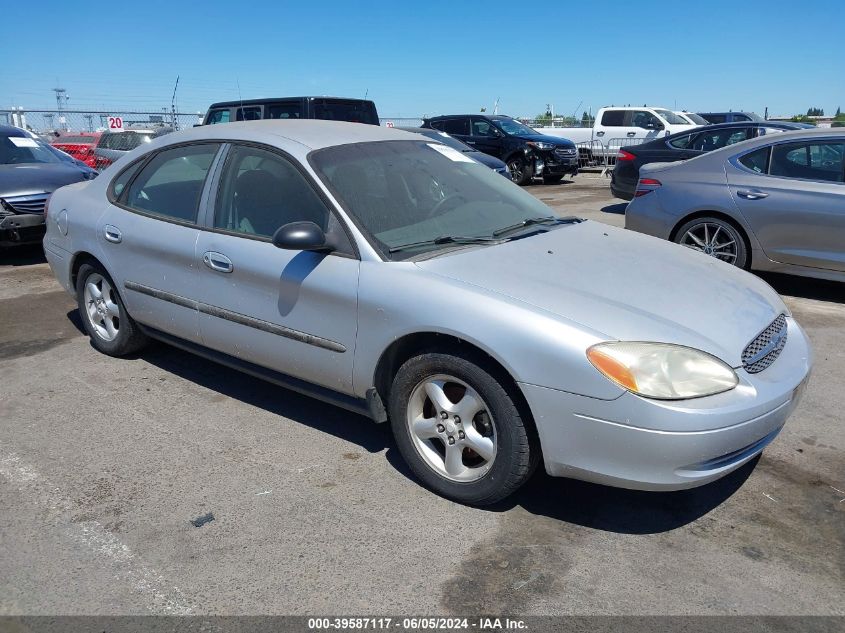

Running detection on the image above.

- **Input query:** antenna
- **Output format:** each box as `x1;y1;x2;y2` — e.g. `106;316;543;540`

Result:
171;76;180;130
571;100;583;122
493;97;500;115
364;88;368;100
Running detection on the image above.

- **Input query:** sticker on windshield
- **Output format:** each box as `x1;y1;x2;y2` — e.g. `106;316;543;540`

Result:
426;143;474;163
9;137;38;148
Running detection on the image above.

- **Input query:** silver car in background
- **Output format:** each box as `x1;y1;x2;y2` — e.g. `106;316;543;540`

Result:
625;129;845;282
44;121;811;505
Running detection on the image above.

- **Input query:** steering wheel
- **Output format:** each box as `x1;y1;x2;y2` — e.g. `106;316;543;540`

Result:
427;193;466;219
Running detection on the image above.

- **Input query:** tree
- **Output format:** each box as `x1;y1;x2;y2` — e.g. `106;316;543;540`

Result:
806;107;824;117
791;114;817;126
581;111;593;126
837;106;841;116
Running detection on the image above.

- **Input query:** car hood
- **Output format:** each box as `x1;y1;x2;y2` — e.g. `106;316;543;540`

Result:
0;163;92;196
518;133;577;149
415;221;786;367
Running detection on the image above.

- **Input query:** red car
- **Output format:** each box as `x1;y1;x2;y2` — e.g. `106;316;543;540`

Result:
50;133;101;169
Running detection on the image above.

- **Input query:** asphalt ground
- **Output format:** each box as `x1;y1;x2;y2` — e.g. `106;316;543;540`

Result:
1;176;843;617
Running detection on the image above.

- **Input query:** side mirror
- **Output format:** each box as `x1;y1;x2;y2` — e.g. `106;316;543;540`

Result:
272;221;333;252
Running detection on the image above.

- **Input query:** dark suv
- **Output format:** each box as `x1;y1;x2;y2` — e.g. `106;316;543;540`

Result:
204;97;379;126
422;115;577;185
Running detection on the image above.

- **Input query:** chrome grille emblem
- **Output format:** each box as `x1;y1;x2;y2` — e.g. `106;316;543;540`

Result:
742;314;788;374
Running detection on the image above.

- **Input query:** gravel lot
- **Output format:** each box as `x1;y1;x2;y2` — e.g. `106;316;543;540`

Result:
1;177;843;616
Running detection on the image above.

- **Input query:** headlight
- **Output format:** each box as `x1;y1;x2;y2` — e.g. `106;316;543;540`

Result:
527;141;555;150
587;342;738;400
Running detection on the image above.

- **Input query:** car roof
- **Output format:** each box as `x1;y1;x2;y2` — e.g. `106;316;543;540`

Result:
698;111;757;116
142;120;424;153
0;124;34;137
208;96;375;108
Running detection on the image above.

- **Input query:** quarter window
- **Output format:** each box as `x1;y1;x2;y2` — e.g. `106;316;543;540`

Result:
770;142;845;183
214;145;329;238
205;109;230;125
111;159;145;200
669;134;694;149
125;144;220;222
738;147;770;174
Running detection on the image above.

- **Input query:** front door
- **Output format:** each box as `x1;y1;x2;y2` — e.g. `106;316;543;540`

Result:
728;139;845;271
98;142;222;343
194;143;360;393
468;117;504;158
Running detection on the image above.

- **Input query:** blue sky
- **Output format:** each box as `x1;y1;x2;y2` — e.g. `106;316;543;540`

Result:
2;0;843;119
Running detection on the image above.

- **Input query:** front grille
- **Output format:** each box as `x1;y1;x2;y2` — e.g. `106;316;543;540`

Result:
742;314;788;374
554;147;577;157
2;193;49;214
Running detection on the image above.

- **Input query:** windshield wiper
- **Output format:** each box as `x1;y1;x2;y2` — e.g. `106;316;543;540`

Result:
492;215;581;237
388;235;504;254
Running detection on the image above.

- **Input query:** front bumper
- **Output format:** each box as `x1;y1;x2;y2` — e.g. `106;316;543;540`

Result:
520;317;812;490
539;150;579;176
0;212;46;246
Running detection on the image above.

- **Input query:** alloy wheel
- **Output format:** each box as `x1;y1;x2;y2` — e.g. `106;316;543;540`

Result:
679;221;739;264
83;273;120;342
406;374;497;482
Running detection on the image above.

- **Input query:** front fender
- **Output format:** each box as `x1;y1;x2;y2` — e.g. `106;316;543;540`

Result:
352;261;625;401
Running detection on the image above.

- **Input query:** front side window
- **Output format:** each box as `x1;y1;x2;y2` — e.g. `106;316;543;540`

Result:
125;144;220;222
653;109;688;125
206;109;231;125
471;118;498;137
629;111;660;129
214;145;329;237
771;142;845;183
310;140;563;259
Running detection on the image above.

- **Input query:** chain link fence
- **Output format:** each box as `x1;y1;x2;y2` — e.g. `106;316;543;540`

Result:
1;109;204;136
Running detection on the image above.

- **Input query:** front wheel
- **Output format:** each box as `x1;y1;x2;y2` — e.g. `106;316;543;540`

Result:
76;262;149;356
673;217;748;269
389;352;536;505
506;156;531;186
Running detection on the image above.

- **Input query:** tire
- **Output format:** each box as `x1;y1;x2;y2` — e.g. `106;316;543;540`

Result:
388;352;537;505
506;156;531;186
76;262;149;356
673;216;749;269
542;174;564;185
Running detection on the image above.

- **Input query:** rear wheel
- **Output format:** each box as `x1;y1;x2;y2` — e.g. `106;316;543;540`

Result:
506;156;531;186
76;262;149;356
389;352;536;505
674;217;748;269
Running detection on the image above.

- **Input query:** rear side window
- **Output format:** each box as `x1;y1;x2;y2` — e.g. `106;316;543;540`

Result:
438;118;469;135
267;103;303;119
205;109;231;125
770;142;845;183
111;159;146;200
738;147;770;173
312;100;379;125
236;106;262;121
600;110;625;126
125;144;220;222
690;128;750;152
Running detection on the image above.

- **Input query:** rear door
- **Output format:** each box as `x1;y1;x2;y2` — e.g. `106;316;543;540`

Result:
728;139;845;271
98;142;223;342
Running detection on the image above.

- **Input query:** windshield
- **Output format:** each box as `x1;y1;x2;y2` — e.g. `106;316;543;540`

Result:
654;109;690;125
0;134;66;165
310;140;560;258
494;118;537;136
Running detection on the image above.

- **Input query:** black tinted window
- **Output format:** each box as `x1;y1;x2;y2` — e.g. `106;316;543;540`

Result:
738;147;770;173
236;106;262;121
126;144;220;222
471;118;498;137
312;100;378;125
214;145;329;237
704;114;727;124
438;118;470;135
267;103;303;119
770;142;845;183
668;134;694;149
601;110;625;126
690;128;750;152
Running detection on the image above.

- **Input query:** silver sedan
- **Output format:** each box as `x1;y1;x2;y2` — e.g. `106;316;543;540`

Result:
625;128;845;282
43;121;812;505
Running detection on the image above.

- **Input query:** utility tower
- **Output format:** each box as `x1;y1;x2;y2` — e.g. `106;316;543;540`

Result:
53;87;69;131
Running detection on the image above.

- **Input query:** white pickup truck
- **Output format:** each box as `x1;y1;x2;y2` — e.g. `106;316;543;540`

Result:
537;106;700;156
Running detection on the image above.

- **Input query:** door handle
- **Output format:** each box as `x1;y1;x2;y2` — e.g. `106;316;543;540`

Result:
203;251;233;273
736;189;769;200
596;131;605;137
626;132;637;137
103;225;122;243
